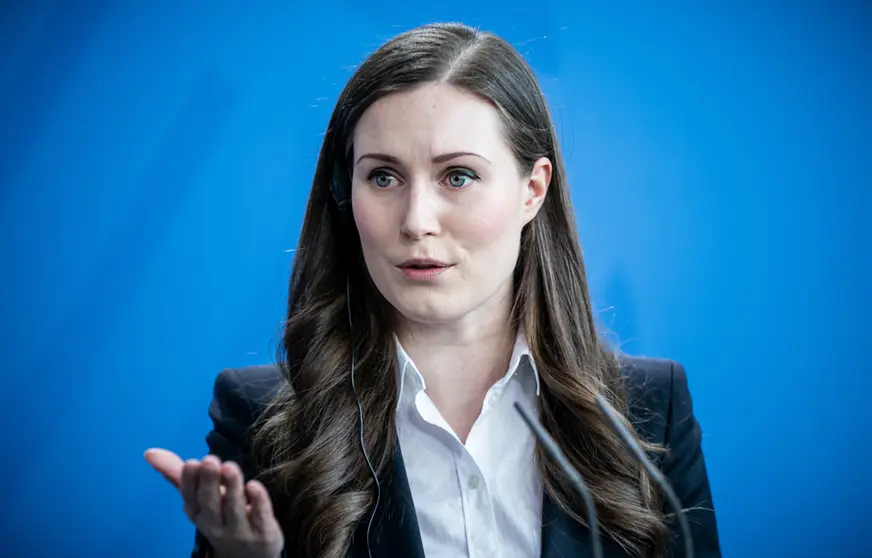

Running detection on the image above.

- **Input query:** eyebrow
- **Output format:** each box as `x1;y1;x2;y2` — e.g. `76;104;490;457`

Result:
354;151;491;166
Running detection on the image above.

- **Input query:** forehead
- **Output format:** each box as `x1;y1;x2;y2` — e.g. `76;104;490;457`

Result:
353;83;508;158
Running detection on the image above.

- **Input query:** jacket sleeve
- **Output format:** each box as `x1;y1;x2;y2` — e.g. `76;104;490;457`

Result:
662;361;722;557
190;368;260;558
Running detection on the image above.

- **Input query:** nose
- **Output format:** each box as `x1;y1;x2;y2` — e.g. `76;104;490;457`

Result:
401;182;441;240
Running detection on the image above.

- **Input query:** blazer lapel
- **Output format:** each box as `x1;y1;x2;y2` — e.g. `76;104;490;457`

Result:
350;445;425;558
540;492;592;558
541;491;629;558
351;450;629;558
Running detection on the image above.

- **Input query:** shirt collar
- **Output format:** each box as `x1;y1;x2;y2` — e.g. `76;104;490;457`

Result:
394;328;540;409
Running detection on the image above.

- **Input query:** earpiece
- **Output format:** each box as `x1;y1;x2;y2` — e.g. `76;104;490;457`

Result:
337;153;376;554
346;276;380;558
331;160;354;226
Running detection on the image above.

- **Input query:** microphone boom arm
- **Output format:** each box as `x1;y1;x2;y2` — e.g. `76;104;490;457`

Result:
594;393;695;558
513;402;604;558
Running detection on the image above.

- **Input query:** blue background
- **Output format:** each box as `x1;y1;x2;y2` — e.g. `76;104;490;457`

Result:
1;1;869;556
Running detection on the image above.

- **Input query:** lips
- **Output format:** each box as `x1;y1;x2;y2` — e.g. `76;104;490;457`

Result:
396;258;454;279
397;258;451;269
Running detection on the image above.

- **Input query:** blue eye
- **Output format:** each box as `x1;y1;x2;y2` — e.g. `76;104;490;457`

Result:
446;170;476;189
370;171;397;188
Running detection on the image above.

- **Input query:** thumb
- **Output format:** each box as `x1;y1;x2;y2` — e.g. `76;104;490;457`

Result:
144;448;185;489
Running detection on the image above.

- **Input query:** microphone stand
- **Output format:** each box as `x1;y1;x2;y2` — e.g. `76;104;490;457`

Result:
595;394;695;558
514;402;604;558
516;396;696;558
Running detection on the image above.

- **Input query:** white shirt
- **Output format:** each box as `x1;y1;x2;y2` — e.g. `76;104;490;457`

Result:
395;330;543;558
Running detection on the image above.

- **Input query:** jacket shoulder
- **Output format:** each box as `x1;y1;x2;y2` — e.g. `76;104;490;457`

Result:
207;364;286;453
194;365;286;558
618;355;682;445
214;364;285;412
618;356;722;554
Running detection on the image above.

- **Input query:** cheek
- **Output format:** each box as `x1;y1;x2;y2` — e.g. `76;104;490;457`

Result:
352;196;399;290
352;197;387;251
453;195;522;256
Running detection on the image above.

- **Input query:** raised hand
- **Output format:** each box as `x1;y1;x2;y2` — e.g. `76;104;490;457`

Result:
145;448;284;558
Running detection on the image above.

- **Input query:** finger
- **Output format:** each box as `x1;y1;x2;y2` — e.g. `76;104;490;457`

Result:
246;480;276;533
144;448;184;489
180;459;202;521
196;455;223;527
221;461;246;530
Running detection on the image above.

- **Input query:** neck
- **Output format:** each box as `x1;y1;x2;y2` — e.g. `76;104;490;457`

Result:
396;288;516;442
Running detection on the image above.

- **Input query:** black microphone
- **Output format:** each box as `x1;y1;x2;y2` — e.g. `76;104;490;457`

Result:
513;402;604;558
594;393;695;558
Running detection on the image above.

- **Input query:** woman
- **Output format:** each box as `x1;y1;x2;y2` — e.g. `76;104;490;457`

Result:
146;22;720;558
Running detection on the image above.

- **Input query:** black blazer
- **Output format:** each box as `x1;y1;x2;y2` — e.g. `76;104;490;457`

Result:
191;356;720;557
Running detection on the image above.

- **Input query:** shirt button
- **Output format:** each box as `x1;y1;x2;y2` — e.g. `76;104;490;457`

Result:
468;474;481;489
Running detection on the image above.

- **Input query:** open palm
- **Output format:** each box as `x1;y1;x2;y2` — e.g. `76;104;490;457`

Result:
145;448;284;558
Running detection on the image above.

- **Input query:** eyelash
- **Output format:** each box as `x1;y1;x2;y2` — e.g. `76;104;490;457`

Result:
367;168;479;189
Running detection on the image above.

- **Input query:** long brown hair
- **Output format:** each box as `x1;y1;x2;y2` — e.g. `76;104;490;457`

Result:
253;22;668;557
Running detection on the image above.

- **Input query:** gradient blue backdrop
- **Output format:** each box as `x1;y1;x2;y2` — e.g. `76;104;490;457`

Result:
1;1;869;556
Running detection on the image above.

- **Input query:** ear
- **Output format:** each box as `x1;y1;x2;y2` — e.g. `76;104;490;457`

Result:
522;157;552;224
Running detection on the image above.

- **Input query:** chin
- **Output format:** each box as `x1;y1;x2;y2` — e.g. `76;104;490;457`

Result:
390;291;468;325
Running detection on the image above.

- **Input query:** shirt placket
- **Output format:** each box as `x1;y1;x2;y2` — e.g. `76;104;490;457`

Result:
454;446;497;558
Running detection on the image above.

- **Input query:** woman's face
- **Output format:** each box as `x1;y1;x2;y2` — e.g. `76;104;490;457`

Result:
351;83;551;327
